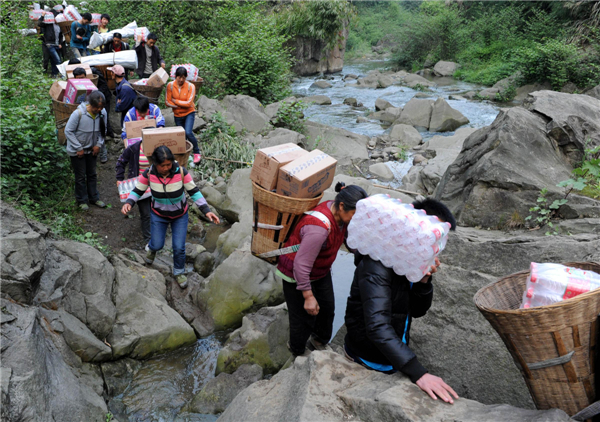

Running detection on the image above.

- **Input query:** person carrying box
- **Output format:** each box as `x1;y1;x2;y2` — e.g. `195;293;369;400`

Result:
165;67;201;165
121;97;165;141
343;198;459;404
135;33;165;78
110;65;137;125
70;12;92;58
38;10;64;77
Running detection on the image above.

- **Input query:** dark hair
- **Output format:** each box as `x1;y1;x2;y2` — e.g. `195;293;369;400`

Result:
133;97;150;113
50;9;58;17
174;67;187;78
76;27;86;37
147;33;158;41
68;58;81;65
101;13;110;22
333;182;368;212
81;12;92;22
152;146;175;165
113;32;122;39
87;91;106;138
72;67;87;77
412;198;457;230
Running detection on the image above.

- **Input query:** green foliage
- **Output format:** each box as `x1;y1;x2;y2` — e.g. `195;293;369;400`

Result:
271;101;308;134
495;83;517;102
558;143;600;200
196;113;255;181
278;0;356;49
525;188;567;235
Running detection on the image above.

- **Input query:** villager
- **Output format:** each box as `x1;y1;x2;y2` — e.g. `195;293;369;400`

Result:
111;64;137;125
344;198;459;404
121;146;220;288
91;13;110;55
70;12;92;58
166;66;202;164
135;33;165;78
102;32;130;54
121;97;165;140
37;10;64;77
64;90;108;210
277;182;368;357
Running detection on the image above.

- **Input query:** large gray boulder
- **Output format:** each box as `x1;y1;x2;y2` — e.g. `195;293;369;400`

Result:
375;98;394;111
311;80;332;89
213;168;253;223
435;107;600;228
58;308;112;362
370;107;402;123
197;95;224;118
410;227;600;409
429;97;470;132
107;256;196;359
321;174;414;204
251;128;307;150
389;123;422;147
403;73;436;88
584;84;600;100
396;98;434;130
523;90;600;164
304;121;370;166
1;203;47;304
221;94;270;134
219;351;570;422
216;303;290;375
187;364;263;414
303;95;332;105
369;162;395;182
433;60;460;77
193;247;284;332
1;299;108;421
514;82;553;102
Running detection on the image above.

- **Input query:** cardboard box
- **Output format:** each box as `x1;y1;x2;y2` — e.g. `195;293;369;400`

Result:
49;80;68;101
141;127;186;157
146;68;169;88
65;63;93;79
276;149;337;199
250;143;309;191
125;118;156;139
63;78;97;104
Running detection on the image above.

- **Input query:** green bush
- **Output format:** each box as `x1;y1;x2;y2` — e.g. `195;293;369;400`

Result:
513;40;580;89
271;101;308;134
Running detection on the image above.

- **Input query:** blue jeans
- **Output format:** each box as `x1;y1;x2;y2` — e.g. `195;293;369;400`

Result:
174;112;200;154
149;211;188;275
47;45;61;76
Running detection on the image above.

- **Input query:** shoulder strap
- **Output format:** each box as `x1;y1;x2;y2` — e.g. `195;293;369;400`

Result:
303;210;332;234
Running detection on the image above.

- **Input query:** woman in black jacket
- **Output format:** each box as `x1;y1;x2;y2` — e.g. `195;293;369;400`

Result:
344;198;459;404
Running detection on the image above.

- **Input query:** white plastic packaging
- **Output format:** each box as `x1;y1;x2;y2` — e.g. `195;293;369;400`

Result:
170;64;199;82
347;194;451;282
55;13;67;23
90;13;101;26
63;5;81;21
520;262;600;309
88;21;137;49
118;176;151;202
134;27;149;47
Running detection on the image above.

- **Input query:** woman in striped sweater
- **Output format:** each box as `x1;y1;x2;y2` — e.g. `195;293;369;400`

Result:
121;146;220;288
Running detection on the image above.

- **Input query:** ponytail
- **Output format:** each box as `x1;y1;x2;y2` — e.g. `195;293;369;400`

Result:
333;182;368;212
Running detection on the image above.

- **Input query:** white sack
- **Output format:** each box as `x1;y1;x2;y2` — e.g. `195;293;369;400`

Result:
88;21;137;49
58;50;138;77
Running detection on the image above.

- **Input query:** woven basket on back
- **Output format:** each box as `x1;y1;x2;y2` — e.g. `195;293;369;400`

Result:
88;73;99;87
58;20;72;43
190;79;204;99
474;262;600;416
51;99;78;145
172;141;193;169
132;84;163;105
251;182;323;264
94;65;116;90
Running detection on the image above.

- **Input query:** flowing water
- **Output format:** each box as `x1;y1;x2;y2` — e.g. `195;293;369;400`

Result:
115;59;508;420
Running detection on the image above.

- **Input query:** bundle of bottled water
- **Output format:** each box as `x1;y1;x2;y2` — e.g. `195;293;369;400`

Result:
520;262;600;309
117;177;151;202
346;194;452;282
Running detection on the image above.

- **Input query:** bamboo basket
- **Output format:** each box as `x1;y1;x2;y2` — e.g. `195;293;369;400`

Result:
251;182;323;264
94;65;116;90
87;73;99;86
173;141;193;169
190;78;204;99
51;99;78;145
58;20;72;44
132;84;163;104
474;262;600;416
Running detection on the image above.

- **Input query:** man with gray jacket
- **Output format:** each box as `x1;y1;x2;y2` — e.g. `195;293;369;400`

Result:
64;91;108;210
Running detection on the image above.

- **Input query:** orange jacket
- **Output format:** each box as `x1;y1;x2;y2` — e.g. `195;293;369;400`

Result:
165;81;196;118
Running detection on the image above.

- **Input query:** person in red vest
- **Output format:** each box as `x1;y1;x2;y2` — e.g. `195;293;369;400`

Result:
276;182;368;357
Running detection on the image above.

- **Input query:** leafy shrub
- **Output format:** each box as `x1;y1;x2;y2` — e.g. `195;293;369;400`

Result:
513;40;580;89
271;101;308;134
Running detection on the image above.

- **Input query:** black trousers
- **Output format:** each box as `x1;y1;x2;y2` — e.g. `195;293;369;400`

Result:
282;272;335;355
70;154;99;204
138;197;152;243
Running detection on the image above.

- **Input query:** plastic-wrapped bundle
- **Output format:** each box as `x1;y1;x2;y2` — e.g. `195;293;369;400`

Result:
520;262;600;309
135;79;149;86
55;13;67;23
347;194;451;282
90;13;101;26
19;28;38;36
43;12;55;23
64;5;81;21
170;64;199;81
117;177;151;202
29;10;45;20
58;50;138;78
88;21;137;49
134;27;149;47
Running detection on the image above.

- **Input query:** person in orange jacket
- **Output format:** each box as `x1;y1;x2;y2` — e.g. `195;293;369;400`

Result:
165;67;201;165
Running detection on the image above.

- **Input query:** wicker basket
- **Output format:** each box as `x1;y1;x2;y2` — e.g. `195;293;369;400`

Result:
58;20;72;44
251;182;323;264
190;78;204;99
173;141;193;169
132;83;163;104
94;65;116;90
474;262;600;416
51;99;78;145
88;73;99;86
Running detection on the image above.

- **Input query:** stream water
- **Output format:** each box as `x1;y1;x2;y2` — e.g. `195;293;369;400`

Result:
114;59;505;421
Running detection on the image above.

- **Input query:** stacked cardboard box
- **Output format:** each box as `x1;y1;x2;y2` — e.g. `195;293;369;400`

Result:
250;143;309;191
65;63;93;79
64;78;97;104
276;149;337;199
124;118;156;148
141;127;186;157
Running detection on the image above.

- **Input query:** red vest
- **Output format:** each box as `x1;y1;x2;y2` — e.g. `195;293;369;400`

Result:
277;201;346;281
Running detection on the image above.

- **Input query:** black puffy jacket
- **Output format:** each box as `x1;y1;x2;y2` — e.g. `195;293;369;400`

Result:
344;254;433;383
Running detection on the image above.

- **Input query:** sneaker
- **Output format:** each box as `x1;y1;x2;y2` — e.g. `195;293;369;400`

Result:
144;249;156;265
307;335;327;351
79;203;89;211
193;153;202;164
175;274;188;289
91;200;107;208
100;157;108;164
287;341;310;357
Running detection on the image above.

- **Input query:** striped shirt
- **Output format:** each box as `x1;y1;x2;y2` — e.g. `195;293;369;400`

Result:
125;162;210;219
138;144;150;175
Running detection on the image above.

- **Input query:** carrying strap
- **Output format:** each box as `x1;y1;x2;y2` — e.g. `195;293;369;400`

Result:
255;211;332;259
